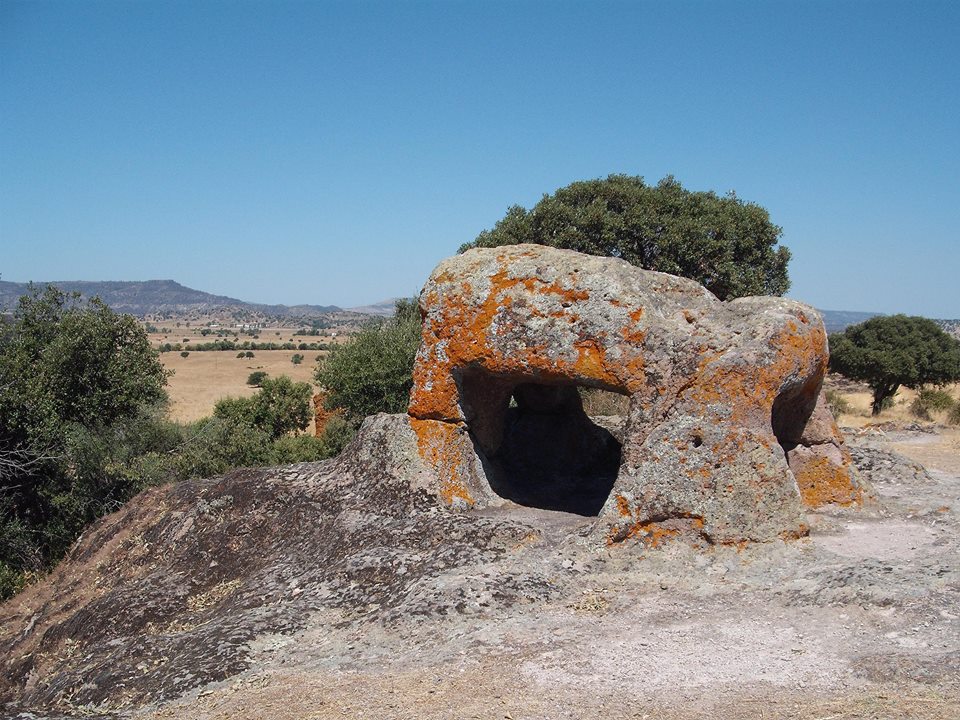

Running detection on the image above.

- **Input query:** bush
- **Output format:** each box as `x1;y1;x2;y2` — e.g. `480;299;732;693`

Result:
180;351;190;358
269;434;330;464
247;371;268;387
237;352;245;358
245;351;255;358
291;353;304;365
824;389;852;419
215;376;313;440
315;299;421;422
910;388;956;420
315;415;356;457
949;402;960;426
0;286;169;599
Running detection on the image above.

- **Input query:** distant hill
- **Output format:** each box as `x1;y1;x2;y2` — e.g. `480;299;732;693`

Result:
817;309;883;334
817;309;959;339
346;298;400;317
0;280;340;318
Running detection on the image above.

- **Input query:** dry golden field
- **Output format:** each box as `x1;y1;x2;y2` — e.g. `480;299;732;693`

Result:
825;376;960;428
160;350;323;424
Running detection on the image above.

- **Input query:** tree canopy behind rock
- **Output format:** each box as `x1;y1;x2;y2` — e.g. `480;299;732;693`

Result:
460;174;790;300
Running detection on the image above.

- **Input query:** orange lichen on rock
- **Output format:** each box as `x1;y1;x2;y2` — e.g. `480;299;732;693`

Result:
607;514;706;548
406;244;867;546
792;452;863;507
410;418;475;508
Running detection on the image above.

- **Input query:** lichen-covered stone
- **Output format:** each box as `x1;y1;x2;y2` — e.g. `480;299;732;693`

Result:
408;244;867;544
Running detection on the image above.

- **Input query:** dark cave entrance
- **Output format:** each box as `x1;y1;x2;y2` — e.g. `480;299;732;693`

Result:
456;370;624;516
770;381;820;462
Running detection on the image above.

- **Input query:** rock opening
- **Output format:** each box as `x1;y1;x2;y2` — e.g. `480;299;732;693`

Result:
457;370;623;515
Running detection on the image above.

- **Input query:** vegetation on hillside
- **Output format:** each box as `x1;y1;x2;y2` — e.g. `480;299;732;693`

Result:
460;174;790;300
0;286;340;600
830;315;960;415
158;339;330;353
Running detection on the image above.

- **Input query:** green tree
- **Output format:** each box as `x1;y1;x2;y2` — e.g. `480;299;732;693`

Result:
314;298;421;422
214;375;313;440
0;286;169;597
460;174;790;300
247;370;268;387
830;315;960;415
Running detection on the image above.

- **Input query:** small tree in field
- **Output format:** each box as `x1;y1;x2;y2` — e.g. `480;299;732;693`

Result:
246;371;268;387
214;375;312;439
830;315;960;415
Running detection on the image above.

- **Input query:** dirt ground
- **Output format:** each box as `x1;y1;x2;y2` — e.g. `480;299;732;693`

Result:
160;350;322;424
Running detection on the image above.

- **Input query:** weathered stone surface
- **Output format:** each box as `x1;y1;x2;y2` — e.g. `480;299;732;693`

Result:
408;244;866;544
787;393;866;507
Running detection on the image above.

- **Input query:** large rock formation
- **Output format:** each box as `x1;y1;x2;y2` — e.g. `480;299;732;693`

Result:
408;244;866;544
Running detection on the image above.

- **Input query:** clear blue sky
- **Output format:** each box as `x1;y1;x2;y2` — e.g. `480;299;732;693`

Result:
2;0;957;316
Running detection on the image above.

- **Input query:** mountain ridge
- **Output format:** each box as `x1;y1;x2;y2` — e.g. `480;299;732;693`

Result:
0;279;341;318
1;280;955;335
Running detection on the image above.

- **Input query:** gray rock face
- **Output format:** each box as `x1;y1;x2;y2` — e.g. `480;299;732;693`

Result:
408;244;866;544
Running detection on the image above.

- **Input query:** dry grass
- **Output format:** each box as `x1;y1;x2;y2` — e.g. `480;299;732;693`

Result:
160;350;322;424
824;378;960;428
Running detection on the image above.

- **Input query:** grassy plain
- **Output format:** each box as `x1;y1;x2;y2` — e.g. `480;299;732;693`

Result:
825;377;960;427
160;350;323;424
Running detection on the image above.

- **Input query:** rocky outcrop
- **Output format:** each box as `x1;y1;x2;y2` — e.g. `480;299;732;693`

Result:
408;245;866;544
0;416;548;712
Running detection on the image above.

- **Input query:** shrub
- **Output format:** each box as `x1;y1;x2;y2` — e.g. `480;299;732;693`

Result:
949;401;960;426
247;371;268;387
180;351;190;358
910;387;956;420
315;299;421;422
291;353;304;365
216;376;313;440
245;351;255;358
824;389;852;419
0;286;169;598
269;434;330;464
316;415;356;457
